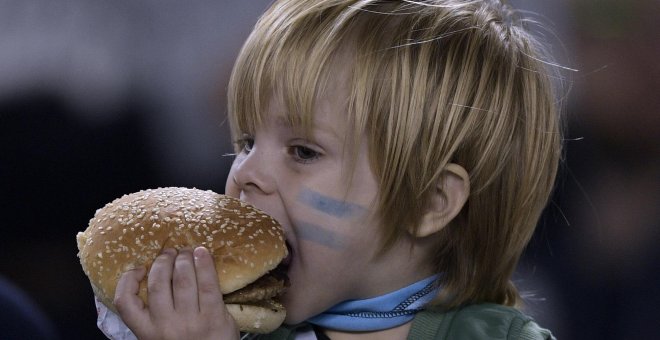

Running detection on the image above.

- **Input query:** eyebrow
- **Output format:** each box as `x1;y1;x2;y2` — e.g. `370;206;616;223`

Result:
297;187;366;218
274;115;342;141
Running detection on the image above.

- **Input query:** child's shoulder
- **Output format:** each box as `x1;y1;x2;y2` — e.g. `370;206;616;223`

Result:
410;303;555;340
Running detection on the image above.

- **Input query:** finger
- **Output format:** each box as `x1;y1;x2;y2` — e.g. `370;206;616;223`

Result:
193;247;224;313
172;248;199;313
147;248;176;318
114;267;152;333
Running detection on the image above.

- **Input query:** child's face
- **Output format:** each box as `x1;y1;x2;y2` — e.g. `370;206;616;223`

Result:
225;66;430;323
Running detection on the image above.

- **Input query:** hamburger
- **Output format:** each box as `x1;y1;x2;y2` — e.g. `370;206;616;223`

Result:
76;187;289;333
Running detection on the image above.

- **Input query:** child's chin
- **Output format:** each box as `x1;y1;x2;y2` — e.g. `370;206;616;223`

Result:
281;296;316;325
283;312;306;325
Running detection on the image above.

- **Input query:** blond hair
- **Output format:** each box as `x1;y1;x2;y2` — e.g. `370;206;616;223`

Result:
228;0;563;308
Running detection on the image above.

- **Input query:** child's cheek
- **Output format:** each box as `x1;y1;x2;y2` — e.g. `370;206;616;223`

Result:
297;187;365;218
292;187;368;249
294;221;346;249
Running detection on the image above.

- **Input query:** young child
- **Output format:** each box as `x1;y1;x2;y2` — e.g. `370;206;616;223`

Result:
114;0;561;338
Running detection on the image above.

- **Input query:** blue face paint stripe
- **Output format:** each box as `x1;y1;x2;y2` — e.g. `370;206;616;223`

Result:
296;221;345;249
297;188;365;218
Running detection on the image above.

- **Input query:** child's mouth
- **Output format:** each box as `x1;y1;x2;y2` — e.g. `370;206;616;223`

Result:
282;241;293;267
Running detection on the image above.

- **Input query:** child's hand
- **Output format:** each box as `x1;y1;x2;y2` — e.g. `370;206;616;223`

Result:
114;247;240;340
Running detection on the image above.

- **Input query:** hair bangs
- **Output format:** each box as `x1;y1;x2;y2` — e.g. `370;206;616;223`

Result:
227;1;358;146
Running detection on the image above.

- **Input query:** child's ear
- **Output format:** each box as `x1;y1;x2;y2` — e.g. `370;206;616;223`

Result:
413;164;470;238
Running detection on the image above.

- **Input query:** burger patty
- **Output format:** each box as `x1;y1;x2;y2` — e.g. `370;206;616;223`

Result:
224;267;289;304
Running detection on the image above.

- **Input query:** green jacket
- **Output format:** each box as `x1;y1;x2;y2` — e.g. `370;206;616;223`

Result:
409;303;555;339
253;303;555;339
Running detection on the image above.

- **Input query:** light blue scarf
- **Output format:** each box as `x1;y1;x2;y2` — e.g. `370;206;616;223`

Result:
306;275;440;332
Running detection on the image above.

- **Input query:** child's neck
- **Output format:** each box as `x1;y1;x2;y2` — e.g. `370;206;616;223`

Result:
322;322;411;340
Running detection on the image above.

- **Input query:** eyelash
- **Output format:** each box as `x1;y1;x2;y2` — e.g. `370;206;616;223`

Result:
288;145;320;164
233;135;321;164
233;136;254;154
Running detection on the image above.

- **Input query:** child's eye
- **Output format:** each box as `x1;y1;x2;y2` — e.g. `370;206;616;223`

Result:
234;136;254;154
289;145;320;163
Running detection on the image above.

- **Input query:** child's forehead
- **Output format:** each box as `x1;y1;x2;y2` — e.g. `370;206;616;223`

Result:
251;92;348;139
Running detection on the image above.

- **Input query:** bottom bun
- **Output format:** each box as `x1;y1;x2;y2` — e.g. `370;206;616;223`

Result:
227;300;286;334
95;280;285;334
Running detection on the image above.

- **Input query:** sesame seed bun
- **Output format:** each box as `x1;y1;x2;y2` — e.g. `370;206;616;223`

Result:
76;187;288;333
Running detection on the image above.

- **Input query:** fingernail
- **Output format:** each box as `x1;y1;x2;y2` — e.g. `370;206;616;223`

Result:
193;246;207;261
161;248;176;255
124;266;146;276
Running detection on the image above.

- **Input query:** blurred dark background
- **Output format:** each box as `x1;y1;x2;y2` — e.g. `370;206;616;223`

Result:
0;0;657;339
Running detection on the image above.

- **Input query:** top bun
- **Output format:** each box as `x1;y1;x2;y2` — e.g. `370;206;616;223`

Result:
76;187;288;312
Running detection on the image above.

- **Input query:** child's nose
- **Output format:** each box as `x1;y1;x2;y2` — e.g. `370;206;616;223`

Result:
230;148;276;195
